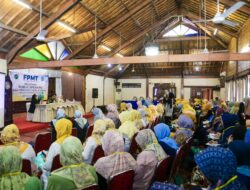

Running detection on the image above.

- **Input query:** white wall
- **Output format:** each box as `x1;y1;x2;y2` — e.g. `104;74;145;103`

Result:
118;79;147;100
0;59;6;128
0;59;7;74
85;74;115;112
117;77;220;100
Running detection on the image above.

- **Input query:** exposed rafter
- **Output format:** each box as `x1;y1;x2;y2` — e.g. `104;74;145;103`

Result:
9;53;250;69
7;0;80;64
0;22;29;36
66;0;151;59
109;9;177;56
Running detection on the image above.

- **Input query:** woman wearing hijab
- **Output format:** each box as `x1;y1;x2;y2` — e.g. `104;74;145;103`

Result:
195;147;247;190
28;94;39;121
0;124;36;163
94;131;136;181
176;114;194;139
237;102;246;126
42;118;72;188
118;111;139;151
154;123;178;157
47;137;98;190
106;104;121;128
73;110;89;142
0;146;41;190
92;107;105;122
134;129;167;190
104;118;116;131
82;119;106;164
130;109;145;130
164;93;175;125
51;108;66;142
126;103;133;111
120;102;127;112
138;108;149;127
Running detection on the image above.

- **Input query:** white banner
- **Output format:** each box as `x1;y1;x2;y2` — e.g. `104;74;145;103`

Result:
10;72;49;102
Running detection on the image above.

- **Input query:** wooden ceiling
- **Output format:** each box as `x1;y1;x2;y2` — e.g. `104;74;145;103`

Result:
0;0;249;78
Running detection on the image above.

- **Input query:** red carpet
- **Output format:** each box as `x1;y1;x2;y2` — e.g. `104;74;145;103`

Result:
13;117;49;134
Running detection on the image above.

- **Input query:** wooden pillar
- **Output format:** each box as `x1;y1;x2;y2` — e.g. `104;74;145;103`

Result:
146;78;149;97
82;75;86;111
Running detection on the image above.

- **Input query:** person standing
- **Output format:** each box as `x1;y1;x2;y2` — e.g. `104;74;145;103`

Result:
27;94;39;121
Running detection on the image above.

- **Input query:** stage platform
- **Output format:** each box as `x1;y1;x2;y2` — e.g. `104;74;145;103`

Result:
13;116;49;134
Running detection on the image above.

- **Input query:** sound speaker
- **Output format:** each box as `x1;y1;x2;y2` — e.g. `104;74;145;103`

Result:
92;88;98;99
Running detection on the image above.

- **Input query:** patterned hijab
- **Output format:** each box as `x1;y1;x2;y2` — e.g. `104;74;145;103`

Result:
119;120;138;139
104;118;116;130
106;104;119;120
74;110;87;129
91;119;107;145
0;124;28;153
136;129;167;162
119;111;132;124
154;123;178;150
0;146;30;190
195;147;247;190
53;137;97;189
55;118;72;144
94;131;136;179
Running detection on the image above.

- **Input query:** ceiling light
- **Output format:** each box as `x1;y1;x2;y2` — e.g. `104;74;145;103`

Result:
132;68;135;72
145;43;159;56
107;63;112;68
194;66;201;72
68;72;73;76
57;20;76;33
93;52;99;59
116;53;124;57
213;28;218;36
101;45;112;51
118;66;122;71
13;0;32;9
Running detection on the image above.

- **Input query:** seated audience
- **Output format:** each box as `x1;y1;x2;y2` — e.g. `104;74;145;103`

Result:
0;124;36;163
51;108;67;141
119;111;138;140
130;109;145;130
135;129;167;162
176;114;194;139
47;137;97;190
0;146;41;190
73;110;89;142
228;125;250;166
92;107;105;122
154;123;178;157
82;119;106;164
106;104;120;128
94;130;136;181
42;118;72;187
195;147;247;190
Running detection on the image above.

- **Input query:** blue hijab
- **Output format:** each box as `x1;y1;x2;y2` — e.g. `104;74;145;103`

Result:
221;113;239;129
154;123;178;150
195;147;247;190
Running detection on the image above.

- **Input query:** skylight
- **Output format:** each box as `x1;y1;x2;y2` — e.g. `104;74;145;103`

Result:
163;24;197;37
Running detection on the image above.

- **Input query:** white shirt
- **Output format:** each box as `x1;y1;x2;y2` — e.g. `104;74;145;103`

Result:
82;137;98;165
21;144;36;164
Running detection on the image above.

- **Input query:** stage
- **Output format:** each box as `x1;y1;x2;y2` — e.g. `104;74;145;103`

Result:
13;114;49;134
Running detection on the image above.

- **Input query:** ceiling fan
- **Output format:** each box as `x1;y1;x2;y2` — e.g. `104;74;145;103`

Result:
193;0;246;27
15;0;64;42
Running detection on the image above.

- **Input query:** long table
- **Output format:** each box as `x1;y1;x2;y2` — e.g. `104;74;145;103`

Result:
32;102;85;123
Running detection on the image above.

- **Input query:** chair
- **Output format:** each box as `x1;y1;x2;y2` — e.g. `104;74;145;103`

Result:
22;159;32;176
129;133;138;157
86;125;94;139
81;184;99;190
169;145;185;181
153;156;173;182
51;155;62;172
91;145;105;165
34;132;52;154
72;128;77;137
182;137;193;159
108;170;134;190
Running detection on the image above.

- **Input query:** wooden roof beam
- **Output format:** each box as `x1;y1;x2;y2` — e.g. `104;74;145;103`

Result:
185;11;238;38
219;0;250;15
79;2;127;41
109;9;177;56
151;0;160;19
66;0;152;59
9;52;250;69
7;0;80;64
0;22;29;36
193;22;228;49
156;36;210;42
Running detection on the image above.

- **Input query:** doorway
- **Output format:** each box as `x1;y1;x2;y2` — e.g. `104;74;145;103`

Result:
191;87;213;100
